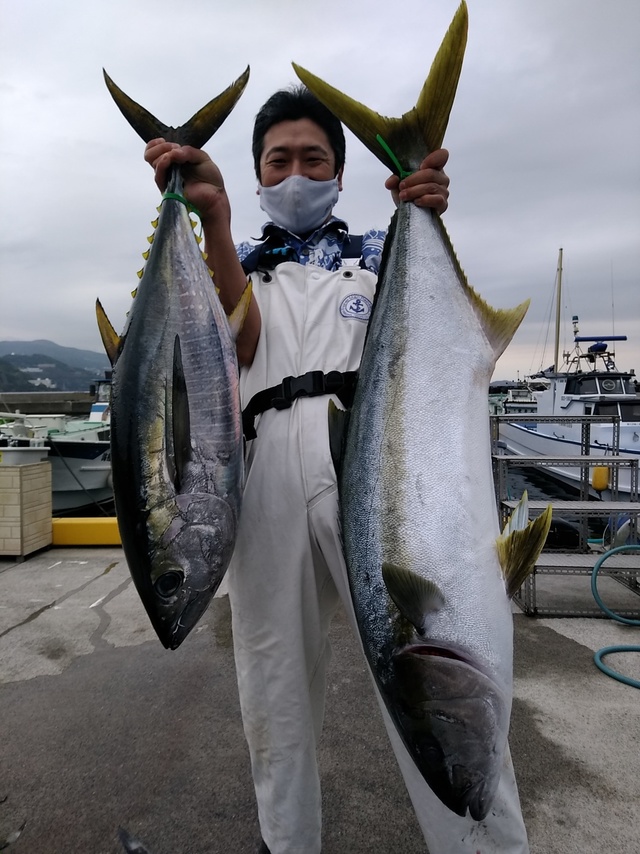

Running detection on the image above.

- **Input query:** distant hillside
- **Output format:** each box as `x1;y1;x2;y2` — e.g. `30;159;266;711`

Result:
0;357;34;392
0;352;104;392
0;340;109;375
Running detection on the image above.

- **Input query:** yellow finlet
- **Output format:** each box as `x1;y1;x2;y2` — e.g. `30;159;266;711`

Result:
227;278;253;340
496;492;553;598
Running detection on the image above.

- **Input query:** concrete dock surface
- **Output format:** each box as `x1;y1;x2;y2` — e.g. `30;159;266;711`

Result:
1;546;638;854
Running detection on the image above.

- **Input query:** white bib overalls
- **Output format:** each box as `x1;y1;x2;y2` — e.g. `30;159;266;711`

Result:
226;262;528;854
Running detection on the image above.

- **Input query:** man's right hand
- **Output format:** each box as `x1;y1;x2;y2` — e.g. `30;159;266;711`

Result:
144;140;231;230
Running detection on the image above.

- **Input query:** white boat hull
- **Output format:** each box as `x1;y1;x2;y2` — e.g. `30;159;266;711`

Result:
48;438;112;513
499;421;639;500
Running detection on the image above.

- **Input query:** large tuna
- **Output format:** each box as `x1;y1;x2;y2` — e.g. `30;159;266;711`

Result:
97;69;251;649
294;2;551;820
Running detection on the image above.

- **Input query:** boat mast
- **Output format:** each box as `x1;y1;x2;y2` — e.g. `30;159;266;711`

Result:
553;247;563;371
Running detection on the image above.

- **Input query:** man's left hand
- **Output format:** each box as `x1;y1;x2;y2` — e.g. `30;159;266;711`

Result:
385;148;450;214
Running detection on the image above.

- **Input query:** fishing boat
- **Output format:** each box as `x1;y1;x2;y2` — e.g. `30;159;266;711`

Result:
488;379;543;416
499;249;640;500
0;375;113;514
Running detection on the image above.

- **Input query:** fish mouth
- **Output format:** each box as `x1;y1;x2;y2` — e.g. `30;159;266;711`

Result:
166;592;214;650
389;642;510;821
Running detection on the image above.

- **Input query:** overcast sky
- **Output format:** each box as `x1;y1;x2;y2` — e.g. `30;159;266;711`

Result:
1;0;638;380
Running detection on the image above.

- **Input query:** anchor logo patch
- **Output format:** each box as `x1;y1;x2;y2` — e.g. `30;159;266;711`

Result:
340;293;372;322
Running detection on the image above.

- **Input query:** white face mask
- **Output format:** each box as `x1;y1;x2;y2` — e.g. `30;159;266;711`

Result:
259;175;340;236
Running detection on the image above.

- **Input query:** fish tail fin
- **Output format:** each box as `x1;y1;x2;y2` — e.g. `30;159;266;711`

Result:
103;66;250;147
496;492;553;598
96;298;121;366
292;2;468;174
227;279;253;341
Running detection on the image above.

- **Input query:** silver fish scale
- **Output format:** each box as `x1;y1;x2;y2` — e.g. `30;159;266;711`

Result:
341;201;513;692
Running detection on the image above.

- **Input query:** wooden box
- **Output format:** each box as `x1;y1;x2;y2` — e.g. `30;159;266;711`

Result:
0;462;52;557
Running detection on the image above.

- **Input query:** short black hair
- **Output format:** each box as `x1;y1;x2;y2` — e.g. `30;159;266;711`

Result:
252;85;346;180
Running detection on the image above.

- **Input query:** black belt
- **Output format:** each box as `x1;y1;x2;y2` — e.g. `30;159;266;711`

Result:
242;370;357;440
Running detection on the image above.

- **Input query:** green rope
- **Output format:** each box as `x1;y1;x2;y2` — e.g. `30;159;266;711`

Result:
376;135;413;180
162;191;202;220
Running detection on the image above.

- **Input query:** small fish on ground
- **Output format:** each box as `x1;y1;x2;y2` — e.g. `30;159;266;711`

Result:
118;826;156;854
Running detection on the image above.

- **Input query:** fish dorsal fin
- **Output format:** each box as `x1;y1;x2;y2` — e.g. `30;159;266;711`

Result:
327;399;350;477
95;298;121;366
292;2;468;174
227;279;253;341
382;563;444;634
169;335;192;492
496;491;553;598
103;67;250;147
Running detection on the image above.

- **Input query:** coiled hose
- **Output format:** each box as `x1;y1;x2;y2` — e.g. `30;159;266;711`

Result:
591;544;640;689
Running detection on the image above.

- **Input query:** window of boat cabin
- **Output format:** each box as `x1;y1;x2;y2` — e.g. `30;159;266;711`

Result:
598;377;624;393
565;376;598;394
620;401;640;422
593;402;620;419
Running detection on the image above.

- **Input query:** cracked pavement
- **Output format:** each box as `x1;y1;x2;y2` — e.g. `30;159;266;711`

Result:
1;546;639;853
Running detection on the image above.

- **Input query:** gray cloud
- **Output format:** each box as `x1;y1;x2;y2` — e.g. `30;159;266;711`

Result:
1;0;638;380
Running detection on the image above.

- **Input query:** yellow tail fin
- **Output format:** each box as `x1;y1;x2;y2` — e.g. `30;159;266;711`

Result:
292;2;468;175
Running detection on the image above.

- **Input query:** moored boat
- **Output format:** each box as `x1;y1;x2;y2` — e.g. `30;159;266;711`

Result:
499;251;640;500
0;374;113;514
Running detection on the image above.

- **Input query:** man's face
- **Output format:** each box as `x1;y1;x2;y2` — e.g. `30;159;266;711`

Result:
259;118;343;189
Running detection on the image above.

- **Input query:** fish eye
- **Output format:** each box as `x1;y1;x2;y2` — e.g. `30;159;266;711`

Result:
154;570;184;598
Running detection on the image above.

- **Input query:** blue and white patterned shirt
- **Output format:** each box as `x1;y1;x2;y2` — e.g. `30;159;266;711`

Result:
236;216;387;275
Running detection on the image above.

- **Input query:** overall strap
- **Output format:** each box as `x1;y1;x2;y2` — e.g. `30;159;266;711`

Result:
242;370;358;440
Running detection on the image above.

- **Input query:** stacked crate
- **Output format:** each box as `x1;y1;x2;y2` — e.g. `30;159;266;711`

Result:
0;461;52;557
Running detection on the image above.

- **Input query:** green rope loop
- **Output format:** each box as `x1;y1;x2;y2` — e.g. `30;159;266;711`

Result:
376;135;413;180
162;191;202;220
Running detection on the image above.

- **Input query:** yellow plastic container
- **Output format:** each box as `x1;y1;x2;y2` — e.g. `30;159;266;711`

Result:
52;517;121;546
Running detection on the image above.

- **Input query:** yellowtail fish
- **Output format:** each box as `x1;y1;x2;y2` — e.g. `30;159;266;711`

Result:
294;2;551;820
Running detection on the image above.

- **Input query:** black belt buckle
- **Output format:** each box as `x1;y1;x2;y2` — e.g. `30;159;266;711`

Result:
272;371;333;410
323;370;345;394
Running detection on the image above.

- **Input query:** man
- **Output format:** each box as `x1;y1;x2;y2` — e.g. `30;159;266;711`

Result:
145;86;529;854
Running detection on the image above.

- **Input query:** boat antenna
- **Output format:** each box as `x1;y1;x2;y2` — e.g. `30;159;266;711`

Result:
553;247;563;371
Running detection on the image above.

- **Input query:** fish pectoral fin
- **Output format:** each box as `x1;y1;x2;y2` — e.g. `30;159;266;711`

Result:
292;2;468;174
170;335;192;491
328;399;350;477
496;492;553;598
95;298;121;366
382;563;444;633
227;279;253;341
103;66;250;148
